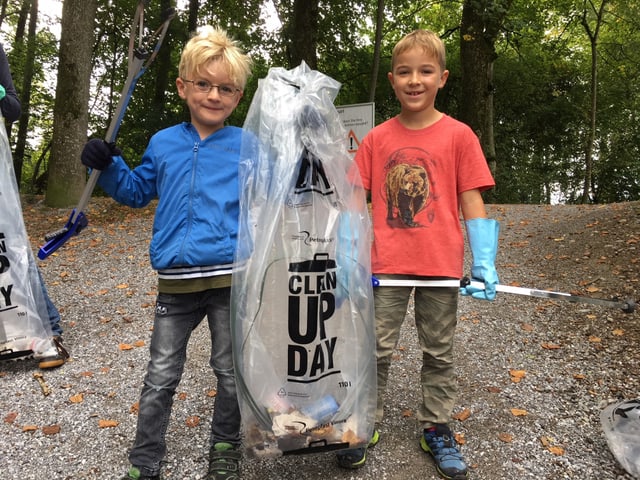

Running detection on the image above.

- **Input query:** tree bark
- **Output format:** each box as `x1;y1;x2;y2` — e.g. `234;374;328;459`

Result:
12;0;37;186
285;0;319;69
580;0;608;204
368;0;385;102
45;0;97;207
459;0;511;189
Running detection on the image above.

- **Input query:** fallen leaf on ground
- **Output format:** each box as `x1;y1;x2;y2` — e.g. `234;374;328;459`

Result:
511;408;528;416
42;425;61;435
498;432;513;442
69;393;84;403
452;408;471;421
185;416;200;427
548;446;565;456
98;419;119;428
509;369;526;382
4;412;17;424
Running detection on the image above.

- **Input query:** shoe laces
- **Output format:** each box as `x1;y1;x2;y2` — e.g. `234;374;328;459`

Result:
424;427;463;459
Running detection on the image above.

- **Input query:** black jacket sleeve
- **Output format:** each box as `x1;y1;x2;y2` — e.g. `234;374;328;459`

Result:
0;43;22;123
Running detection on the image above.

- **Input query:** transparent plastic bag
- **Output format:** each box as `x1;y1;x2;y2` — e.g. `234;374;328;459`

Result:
0;120;52;360
232;62;376;457
600;399;640;478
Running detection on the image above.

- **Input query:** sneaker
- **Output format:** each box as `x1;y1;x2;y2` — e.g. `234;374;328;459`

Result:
336;429;380;469
121;466;160;480
37;336;69;369
420;424;468;479
207;442;241;480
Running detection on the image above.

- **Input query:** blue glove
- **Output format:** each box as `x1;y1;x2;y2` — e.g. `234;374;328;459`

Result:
460;218;499;301
0;85;5;101
81;138;121;170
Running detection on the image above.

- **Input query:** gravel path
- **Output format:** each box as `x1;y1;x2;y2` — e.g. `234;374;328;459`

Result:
1;199;638;479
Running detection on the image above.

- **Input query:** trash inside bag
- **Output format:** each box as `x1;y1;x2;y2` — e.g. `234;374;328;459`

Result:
600;399;640;478
0;120;53;361
232;62;376;458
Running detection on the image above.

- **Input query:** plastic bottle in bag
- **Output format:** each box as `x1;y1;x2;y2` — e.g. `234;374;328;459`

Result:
301;394;339;422
600;399;640;478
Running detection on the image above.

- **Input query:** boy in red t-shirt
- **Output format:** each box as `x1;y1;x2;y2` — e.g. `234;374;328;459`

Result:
336;30;499;480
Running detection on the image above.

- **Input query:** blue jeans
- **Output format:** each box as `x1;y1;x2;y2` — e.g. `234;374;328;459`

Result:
37;268;62;336
128;288;240;476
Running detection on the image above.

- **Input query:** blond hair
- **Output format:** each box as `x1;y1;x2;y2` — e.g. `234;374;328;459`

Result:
178;26;252;90
391;29;446;71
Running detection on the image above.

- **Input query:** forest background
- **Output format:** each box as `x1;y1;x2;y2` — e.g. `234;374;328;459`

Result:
1;0;639;207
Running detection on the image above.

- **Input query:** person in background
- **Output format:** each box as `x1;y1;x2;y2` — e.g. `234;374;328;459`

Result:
0;43;21;124
80;26;251;480
0;42;69;369
336;29;499;480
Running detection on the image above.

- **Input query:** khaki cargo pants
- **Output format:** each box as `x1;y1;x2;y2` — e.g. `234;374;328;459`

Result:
373;275;460;429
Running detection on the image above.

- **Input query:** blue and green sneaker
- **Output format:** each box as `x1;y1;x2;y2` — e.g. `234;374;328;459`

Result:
336;429;380;469
420;424;468;479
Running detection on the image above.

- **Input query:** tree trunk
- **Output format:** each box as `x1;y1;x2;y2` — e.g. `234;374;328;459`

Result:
285;0;319;69
368;0;384;102
152;0;175;127
580;0;608;204
45;0;97;208
459;0;511;194
187;0;198;34
12;0;37;186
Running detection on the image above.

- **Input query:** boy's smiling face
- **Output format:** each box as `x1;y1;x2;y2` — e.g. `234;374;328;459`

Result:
388;46;448;115
176;59;242;139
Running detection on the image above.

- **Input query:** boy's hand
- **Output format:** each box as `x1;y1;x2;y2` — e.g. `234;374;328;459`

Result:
81;139;121;170
460;218;499;301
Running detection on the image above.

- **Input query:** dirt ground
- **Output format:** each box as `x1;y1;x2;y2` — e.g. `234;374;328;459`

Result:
1;198;638;479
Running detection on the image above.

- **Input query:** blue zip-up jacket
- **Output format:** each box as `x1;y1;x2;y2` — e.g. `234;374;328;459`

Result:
97;122;242;279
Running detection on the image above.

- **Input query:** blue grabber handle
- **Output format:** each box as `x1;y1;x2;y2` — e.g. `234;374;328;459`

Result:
37;208;89;259
37;3;174;261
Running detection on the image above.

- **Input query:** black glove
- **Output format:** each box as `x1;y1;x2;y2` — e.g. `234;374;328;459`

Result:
81;139;121;170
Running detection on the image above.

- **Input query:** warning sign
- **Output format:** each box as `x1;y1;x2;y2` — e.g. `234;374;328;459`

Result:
336;102;374;156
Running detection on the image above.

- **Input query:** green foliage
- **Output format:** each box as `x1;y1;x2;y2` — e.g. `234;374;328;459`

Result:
5;0;640;203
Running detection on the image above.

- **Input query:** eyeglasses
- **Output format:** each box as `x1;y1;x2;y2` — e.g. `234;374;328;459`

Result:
182;79;240;97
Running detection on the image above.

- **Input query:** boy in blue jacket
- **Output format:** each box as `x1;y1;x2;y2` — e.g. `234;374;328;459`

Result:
81;27;252;480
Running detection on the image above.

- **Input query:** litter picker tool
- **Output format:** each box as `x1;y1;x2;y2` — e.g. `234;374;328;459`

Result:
38;1;174;260
372;276;636;313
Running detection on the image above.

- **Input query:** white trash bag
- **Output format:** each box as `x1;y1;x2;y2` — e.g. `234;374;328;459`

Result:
600;399;640;478
0;120;53;360
232;62;376;457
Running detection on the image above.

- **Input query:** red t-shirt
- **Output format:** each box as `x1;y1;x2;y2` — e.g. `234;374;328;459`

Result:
355;114;495;277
